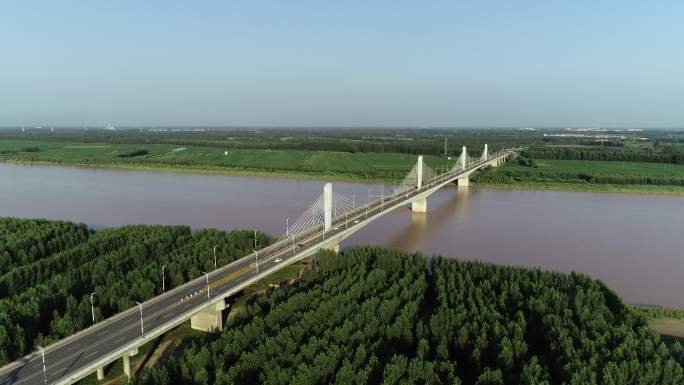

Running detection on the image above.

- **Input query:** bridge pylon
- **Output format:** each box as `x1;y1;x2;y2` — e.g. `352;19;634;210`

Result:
323;183;332;231
411;155;427;213
460;146;467;169
322;183;340;252
458;146;470;187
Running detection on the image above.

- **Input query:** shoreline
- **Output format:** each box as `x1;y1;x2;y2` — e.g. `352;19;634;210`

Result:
3;159;684;196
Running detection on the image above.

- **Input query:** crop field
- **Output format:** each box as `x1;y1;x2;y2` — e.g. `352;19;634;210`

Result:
508;159;684;179
4;138;684;191
0;139;454;181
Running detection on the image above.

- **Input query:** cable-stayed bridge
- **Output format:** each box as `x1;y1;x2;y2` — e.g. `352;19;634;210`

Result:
0;146;515;385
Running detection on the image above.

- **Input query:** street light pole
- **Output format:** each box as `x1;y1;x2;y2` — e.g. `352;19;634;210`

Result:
254;230;257;250
254;250;259;275
202;272;210;300
286;217;289;236
161;265;166;292
90;292;96;324
213;245;217;268
135;301;144;337
37;345;47;384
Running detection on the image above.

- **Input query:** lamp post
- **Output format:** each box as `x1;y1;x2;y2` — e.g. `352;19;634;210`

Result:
37;345;47;384
286;218;289;236
135;301;144;337
161;265;166;292
213;245;217;268
254;250;259;275
90;292;96;324
202;272;210;299
254;230;257;250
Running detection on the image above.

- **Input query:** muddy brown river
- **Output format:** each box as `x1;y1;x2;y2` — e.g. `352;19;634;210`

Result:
2;163;683;308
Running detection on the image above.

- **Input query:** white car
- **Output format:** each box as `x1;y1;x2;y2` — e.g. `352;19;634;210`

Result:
274;258;283;263
354;220;360;224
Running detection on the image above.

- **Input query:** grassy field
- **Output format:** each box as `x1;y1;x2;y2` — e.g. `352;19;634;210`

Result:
473;158;684;193
3;139;684;193
0;139;453;182
508;159;684;179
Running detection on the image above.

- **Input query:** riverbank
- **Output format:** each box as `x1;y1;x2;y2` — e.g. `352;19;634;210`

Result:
4;158;684;196
3;138;684;194
478;181;684;195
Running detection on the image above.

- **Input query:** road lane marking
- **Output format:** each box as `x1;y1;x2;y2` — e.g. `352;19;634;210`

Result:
114;336;127;344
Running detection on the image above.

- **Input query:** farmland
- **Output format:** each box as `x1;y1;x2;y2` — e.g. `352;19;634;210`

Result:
473;159;684;193
0;139;454;182
3;127;684;193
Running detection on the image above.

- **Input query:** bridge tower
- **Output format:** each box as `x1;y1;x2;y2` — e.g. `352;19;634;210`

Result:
323;183;332;230
458;146;469;187
481;144;488;161
322;183;340;252
411;156;427;213
459;146;467;169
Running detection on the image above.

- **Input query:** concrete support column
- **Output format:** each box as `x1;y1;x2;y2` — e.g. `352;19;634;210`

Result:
96;367;104;381
191;299;227;332
122;348;138;380
458;177;469;187
416;155;423;189
321;241;340;254
411;197;427;213
482;144;488;160
323;183;332;231
460;146;467;169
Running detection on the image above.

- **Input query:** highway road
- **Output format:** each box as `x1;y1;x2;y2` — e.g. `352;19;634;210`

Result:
0;151;511;385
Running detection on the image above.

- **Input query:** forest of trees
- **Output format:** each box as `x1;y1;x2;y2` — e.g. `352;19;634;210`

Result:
134;247;684;385
0;218;269;365
2;218;682;384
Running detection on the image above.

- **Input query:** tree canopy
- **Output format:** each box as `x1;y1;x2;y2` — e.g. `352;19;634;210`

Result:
135;247;684;385
0;218;268;364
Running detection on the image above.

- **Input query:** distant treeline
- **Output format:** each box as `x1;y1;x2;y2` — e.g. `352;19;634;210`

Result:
3;128;684;164
135;247;683;385
0;218;270;364
529;146;684;165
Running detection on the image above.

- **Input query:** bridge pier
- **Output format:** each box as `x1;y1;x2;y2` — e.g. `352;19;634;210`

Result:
122;347;138;380
96;367;104;381
191;298;227;332
411;197;427;213
457;176;469;187
321;241;340;253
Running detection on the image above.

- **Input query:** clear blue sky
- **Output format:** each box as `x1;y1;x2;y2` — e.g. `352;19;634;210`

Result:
1;1;682;127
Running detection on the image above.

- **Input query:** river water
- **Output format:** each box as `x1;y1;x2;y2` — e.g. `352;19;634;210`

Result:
1;163;683;308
